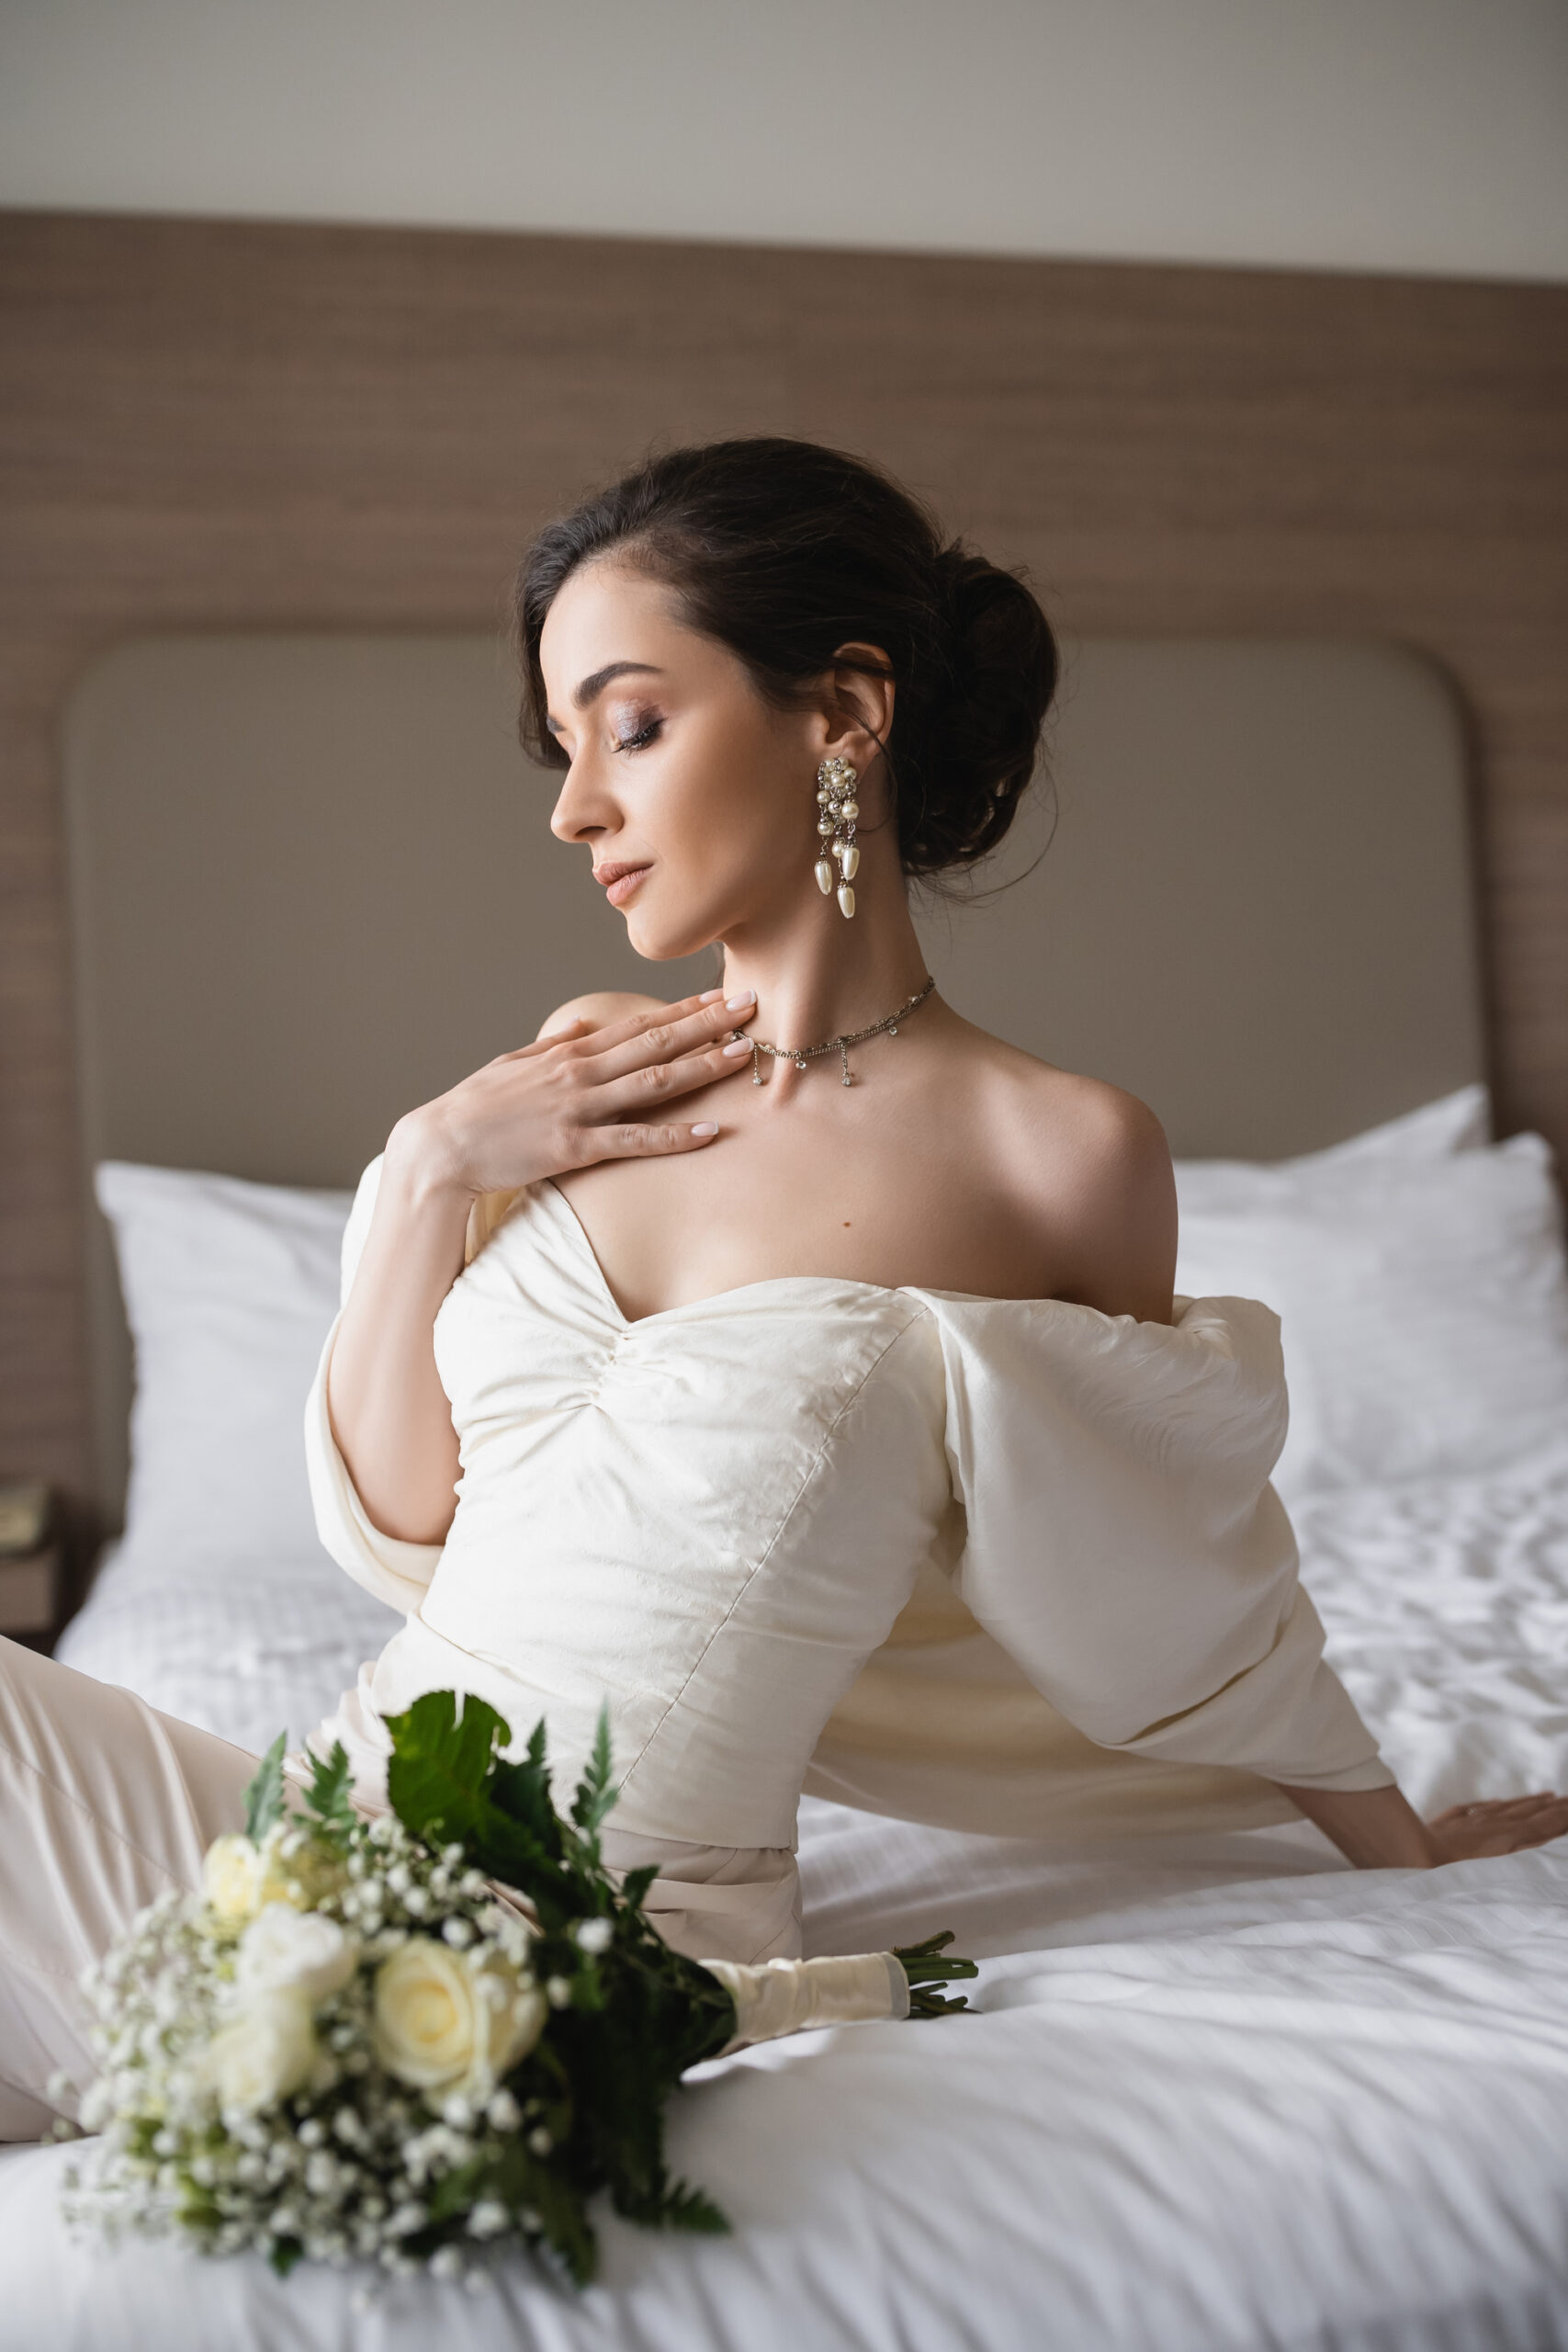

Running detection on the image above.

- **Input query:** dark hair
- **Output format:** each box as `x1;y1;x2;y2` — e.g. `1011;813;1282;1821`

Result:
515;437;1058;878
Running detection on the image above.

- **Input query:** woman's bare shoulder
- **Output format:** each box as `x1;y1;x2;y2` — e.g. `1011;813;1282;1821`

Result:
535;989;669;1041
964;1024;1177;1322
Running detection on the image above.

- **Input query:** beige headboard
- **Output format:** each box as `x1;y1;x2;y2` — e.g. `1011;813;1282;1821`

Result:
66;629;1482;1521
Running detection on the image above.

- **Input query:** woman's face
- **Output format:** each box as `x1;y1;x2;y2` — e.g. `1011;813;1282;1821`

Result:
540;560;863;961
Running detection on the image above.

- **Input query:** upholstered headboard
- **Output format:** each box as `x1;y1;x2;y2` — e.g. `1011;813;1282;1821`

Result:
64;628;1482;1520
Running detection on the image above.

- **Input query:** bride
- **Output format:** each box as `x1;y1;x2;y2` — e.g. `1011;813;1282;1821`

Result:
3;435;1564;2140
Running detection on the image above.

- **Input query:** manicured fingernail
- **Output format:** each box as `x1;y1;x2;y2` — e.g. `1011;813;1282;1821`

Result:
691;1121;718;1136
726;990;756;1010
722;1038;752;1057
699;988;725;1002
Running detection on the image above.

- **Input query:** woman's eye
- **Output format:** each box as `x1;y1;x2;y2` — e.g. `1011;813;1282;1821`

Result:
613;718;663;753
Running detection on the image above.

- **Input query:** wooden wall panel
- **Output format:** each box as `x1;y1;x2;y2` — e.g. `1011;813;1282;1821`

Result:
1;210;1565;1520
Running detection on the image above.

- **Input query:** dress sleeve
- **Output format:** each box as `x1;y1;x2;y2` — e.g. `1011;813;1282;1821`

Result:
303;1154;446;1615
913;1290;1393;1793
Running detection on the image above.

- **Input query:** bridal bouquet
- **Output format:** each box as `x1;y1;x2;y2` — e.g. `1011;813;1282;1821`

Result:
61;1692;974;2289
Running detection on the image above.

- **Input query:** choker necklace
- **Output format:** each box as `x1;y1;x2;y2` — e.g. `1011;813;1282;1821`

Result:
745;976;937;1089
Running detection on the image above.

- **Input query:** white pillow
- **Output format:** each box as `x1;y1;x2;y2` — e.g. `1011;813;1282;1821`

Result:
1174;1085;1490;1221
96;1162;351;1574
1175;1122;1568;1498
1299;1082;1491;1161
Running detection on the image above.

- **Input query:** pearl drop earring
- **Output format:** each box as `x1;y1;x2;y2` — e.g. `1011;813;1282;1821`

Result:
813;757;860;919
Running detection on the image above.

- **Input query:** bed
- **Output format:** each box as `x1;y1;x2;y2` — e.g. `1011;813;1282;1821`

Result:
9;1133;1568;2348
5;608;1568;2347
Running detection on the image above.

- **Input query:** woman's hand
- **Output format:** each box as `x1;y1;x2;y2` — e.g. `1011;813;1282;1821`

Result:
388;988;757;1199
1274;1777;1568;1869
1423;1792;1568;1863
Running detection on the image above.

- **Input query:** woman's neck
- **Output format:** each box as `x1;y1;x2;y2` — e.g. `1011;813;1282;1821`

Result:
718;875;931;1056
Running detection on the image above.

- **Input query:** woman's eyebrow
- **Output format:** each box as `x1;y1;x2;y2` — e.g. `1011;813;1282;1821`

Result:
575;660;663;709
545;662;664;738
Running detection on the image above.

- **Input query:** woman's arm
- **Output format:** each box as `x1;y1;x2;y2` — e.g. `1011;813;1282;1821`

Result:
1273;1779;1568;1867
325;1133;474;1544
325;990;758;1542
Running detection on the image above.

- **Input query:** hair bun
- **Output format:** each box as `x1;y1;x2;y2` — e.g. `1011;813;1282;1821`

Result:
904;543;1059;875
517;437;1059;881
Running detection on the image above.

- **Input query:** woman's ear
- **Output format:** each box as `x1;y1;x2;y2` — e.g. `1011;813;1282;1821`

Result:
820;644;896;771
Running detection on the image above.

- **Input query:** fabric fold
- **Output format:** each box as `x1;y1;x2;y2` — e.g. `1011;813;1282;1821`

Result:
909;1290;1392;1795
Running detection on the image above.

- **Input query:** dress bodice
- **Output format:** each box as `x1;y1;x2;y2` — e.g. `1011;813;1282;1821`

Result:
306;1164;1391;1862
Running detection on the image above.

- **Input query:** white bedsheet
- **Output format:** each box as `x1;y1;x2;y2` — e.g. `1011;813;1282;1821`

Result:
18;1437;1568;2349
5;1840;1567;2352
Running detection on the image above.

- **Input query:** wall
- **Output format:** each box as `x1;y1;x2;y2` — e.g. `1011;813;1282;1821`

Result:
1;0;1566;281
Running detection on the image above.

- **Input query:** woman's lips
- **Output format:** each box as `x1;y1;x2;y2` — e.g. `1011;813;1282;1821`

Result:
598;863;651;909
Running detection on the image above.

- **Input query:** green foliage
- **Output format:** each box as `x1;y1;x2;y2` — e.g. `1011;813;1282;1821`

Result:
570;1706;618;1848
242;1731;288;1843
382;1690;581;1929
381;1691;740;2280
655;2179;731;2235
299;1740;356;1840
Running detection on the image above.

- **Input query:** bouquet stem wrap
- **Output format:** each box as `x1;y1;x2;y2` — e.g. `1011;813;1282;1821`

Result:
702;1951;911;2052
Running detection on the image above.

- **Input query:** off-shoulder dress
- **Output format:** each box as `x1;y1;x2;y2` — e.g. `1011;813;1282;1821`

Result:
303;1163;1392;1966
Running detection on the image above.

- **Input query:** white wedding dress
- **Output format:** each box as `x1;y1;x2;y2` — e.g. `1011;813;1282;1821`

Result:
304;1166;1392;1964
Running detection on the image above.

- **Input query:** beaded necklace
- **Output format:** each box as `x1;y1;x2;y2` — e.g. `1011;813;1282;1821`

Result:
746;976;937;1089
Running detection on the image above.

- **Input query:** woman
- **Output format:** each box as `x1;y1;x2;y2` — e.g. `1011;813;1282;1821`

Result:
3;437;1563;2140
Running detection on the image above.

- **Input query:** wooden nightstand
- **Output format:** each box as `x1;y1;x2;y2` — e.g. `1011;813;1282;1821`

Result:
0;1481;64;1653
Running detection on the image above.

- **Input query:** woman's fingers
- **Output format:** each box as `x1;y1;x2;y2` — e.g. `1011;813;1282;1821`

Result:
1513;1809;1568;1849
490;1021;592;1065
1433;1792;1562;1824
599;1042;756;1123
558;989;721;1061
1428;1792;1568;1858
591;1119;723;1160
586;991;757;1082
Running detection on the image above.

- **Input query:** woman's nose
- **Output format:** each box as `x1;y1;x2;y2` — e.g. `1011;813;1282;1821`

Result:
548;757;616;845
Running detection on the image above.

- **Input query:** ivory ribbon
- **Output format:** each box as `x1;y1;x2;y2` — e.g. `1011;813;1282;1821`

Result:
701;1951;910;2052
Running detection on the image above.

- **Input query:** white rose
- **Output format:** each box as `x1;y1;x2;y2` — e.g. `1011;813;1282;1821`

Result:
373;1939;546;2099
198;1989;317;2116
202;1825;344;1928
236;1904;358;2004
202;1834;265;1928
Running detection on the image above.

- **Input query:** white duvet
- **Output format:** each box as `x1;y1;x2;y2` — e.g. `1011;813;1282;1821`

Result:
6;1837;1567;2352
9;1437;1568;2349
